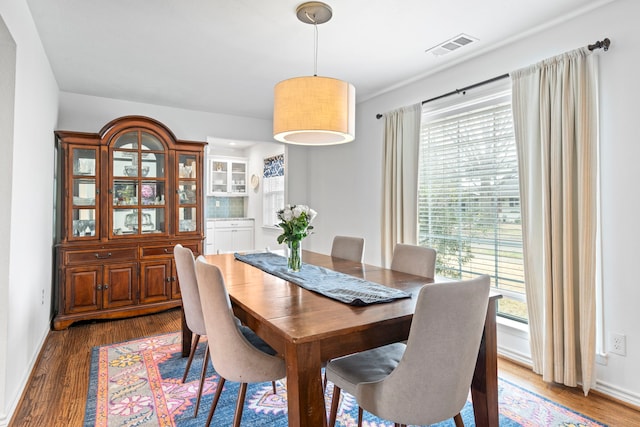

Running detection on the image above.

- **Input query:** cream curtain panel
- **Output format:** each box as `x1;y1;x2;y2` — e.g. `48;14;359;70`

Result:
381;104;421;267
511;48;599;394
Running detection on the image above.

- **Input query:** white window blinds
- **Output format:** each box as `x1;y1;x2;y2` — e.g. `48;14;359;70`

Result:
418;92;527;321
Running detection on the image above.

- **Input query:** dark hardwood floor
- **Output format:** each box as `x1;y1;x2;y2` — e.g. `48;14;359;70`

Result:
9;308;640;426
10;309;182;427
498;359;640;426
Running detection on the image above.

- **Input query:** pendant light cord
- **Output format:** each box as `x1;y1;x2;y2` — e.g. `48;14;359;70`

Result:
305;11;319;76
314;23;318;76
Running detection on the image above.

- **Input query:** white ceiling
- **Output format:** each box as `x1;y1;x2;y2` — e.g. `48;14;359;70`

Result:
26;0;607;121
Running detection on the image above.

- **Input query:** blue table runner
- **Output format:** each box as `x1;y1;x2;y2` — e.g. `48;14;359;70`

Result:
234;252;411;306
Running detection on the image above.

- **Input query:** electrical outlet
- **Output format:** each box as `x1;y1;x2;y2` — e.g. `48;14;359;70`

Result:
609;332;627;356
41;289;45;305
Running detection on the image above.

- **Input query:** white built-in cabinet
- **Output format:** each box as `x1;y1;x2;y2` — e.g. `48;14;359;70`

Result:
207;157;248;196
205;219;254;254
205;220;215;255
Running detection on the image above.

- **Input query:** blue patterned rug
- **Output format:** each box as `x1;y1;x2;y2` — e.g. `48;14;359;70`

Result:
85;332;608;426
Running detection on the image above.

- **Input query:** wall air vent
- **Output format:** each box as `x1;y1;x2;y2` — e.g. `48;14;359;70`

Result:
425;34;478;57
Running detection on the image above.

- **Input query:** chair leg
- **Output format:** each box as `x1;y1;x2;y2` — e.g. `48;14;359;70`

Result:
357;406;363;427
454;412;464;427
193;343;209;417
328;384;341;427
205;377;226;427
182;334;201;382
272;380;277;394
233;383;248;427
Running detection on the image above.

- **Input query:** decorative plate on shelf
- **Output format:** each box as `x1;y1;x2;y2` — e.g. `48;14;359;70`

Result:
250;174;259;189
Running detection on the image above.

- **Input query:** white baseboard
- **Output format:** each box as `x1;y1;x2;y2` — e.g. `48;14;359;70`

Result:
0;325;49;427
594;379;640;408
498;346;533;367
498;347;640;409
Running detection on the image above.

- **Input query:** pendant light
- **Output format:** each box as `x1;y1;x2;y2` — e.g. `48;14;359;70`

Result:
273;2;355;145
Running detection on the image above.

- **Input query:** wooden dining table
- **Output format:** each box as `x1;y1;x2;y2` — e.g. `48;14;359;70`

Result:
183;250;502;427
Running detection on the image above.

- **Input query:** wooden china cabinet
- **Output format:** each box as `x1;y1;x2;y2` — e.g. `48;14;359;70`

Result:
53;116;205;330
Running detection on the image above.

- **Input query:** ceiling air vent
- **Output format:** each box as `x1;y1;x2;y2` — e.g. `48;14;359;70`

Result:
425;34;478;57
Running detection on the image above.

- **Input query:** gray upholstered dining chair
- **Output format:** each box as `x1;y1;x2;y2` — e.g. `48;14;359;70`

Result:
326;235;366;388
173;244;209;416
331;235;365;262
195;257;287;427
390;243;436;278
326;275;490;427
174;244;277;419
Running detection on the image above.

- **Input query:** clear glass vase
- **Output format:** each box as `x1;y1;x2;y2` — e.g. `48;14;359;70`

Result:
287;239;302;272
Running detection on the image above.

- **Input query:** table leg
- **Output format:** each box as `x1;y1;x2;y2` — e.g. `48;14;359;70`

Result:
181;306;192;357
285;341;327;427
470;298;500;427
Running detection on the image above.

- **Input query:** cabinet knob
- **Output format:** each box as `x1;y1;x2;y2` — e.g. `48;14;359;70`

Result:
166;277;171;282
103;284;109;289
96;284;102;290
95;252;112;259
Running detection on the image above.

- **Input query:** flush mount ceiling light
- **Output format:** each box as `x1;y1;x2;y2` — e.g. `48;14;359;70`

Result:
273;1;356;145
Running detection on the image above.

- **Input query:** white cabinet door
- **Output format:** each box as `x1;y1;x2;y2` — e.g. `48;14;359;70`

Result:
234;228;254;252
211;219;255;253
229;161;247;195
208;160;228;195
214;229;235;253
205;221;216;254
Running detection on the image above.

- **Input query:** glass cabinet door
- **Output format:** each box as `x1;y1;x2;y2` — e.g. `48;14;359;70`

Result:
177;153;199;234
230;161;247;193
208;160;228;194
207;158;247;195
111;130;167;237
70;146;98;239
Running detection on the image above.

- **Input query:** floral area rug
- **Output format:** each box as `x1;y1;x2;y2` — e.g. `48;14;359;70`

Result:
85;332;608;426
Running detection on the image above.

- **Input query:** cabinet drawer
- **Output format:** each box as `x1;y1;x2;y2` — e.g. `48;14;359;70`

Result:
65;248;137;264
141;242;199;258
214;219;254;229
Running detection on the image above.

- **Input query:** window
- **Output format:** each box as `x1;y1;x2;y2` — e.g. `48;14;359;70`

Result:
417;90;527;322
262;154;285;227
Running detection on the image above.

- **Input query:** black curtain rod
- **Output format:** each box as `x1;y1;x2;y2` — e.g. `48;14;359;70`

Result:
376;37;611;119
375;73;508;119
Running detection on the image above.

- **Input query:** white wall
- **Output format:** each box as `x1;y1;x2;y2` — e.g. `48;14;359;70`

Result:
0;15;15;427
245;141;286;251
0;1;59;425
301;0;640;406
58;92;273;143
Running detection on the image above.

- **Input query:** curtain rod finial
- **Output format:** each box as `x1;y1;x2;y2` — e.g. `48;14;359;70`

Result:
588;37;611;51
